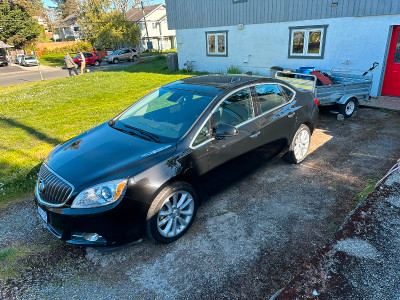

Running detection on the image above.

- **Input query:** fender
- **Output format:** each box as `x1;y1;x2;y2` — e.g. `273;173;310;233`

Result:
337;95;358;105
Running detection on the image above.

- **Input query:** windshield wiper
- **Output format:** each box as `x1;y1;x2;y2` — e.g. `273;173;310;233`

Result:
113;127;152;142
123;124;160;143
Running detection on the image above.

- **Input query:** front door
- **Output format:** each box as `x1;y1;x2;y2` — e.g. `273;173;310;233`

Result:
382;25;400;97
207;88;260;171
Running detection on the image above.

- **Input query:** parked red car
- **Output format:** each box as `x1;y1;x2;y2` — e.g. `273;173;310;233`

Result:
73;52;102;67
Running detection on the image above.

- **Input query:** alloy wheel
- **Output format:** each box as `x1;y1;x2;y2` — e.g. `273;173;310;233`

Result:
294;129;310;161
157;191;195;238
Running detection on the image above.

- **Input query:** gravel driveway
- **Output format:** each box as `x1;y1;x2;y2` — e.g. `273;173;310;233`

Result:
1;107;400;299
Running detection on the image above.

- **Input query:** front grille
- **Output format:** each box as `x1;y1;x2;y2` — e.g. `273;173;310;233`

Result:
37;164;74;206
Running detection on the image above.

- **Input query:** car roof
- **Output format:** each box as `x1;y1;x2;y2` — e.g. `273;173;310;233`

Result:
164;74;285;96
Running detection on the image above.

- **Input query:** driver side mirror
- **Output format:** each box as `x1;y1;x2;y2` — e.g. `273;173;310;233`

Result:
213;123;238;139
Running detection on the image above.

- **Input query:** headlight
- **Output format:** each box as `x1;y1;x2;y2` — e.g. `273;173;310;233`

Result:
71;179;128;208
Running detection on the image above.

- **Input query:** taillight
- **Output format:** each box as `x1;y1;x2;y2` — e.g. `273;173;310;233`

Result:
314;98;319;105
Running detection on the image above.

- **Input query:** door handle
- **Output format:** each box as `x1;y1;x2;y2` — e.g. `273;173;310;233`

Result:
250;131;260;138
287;112;295;118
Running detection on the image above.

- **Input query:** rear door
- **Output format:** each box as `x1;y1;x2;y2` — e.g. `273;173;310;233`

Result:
253;84;298;152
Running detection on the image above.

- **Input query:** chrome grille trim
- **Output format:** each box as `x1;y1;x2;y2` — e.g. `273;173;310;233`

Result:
36;164;75;207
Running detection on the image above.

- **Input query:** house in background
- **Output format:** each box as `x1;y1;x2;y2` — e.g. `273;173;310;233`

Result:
165;0;400;97
127;3;176;51
53;14;83;42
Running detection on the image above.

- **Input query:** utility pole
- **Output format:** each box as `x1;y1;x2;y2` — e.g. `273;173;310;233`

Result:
32;43;43;81
140;1;152;53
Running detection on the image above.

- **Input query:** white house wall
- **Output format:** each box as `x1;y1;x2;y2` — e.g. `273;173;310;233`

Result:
176;14;400;96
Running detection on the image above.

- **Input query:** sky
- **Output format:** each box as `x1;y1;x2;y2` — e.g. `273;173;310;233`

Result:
42;0;165;8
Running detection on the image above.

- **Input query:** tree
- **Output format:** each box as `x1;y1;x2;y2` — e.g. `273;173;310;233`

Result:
51;0;77;19
78;0;141;49
12;0;47;16
95;11;140;49
0;2;41;49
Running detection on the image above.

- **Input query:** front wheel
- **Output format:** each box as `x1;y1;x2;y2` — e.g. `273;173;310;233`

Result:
146;182;198;244
113;58;119;64
283;124;311;164
339;98;357;118
132;56;138;62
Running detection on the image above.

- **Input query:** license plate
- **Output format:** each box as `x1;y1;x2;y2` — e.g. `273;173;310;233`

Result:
37;206;47;223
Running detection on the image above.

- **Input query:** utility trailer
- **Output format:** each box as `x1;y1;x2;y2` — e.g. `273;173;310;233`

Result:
275;70;373;118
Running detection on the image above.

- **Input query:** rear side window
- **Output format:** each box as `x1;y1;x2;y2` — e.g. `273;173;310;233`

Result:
255;84;287;113
281;85;295;101
214;88;254;127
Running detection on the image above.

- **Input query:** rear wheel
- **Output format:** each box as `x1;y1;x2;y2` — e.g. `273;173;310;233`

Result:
283;124;311;164
94;60;100;66
146;182;198;244
339;98;357;118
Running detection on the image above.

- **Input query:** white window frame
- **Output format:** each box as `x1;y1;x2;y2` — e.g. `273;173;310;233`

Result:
288;25;328;59
206;31;228;57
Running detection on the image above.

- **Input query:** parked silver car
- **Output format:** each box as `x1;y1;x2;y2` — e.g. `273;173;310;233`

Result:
14;54;25;65
21;56;39;66
105;48;138;64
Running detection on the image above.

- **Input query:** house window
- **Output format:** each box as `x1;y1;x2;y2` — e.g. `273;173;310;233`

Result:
288;25;328;59
206;31;228;57
152;23;157;29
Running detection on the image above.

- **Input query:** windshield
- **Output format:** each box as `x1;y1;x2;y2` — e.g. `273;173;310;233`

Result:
73;54;79;59
113;87;214;142
25;56;35;60
112;50;120;55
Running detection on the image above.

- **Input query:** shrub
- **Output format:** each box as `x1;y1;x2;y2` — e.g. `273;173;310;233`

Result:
226;66;242;74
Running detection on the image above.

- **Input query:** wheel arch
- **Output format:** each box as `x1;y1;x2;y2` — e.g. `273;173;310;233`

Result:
338;95;359;106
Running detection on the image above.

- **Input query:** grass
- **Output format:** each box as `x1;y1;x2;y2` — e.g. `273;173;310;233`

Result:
0;57;194;208
355;177;380;201
140;49;177;57
38;53;75;68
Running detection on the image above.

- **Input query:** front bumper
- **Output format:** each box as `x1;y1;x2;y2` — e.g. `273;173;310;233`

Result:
35;195;146;246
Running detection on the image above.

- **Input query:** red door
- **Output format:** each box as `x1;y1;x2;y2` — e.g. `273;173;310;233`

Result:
382;26;400;96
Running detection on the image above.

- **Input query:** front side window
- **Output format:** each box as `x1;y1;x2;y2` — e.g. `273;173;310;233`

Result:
214;88;254;127
255;85;287;113
206;31;228;56
193;120;211;147
289;25;327;59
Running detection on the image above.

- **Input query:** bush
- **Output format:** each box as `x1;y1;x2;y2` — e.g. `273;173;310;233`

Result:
34;41;93;55
226;65;242;74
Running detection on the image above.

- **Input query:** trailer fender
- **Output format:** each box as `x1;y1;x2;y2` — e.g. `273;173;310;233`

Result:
337;95;359;106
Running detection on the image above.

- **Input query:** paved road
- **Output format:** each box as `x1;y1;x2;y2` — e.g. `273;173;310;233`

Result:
0;61;137;87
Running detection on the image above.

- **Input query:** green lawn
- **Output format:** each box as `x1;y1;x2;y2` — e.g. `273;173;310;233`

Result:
0;57;195;207
38;53;73;68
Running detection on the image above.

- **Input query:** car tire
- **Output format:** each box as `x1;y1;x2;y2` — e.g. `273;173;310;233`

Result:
339;98;357;118
94;60;100;66
146;182;198;244
283;124;311;164
113;58;119;64
133;56;138;62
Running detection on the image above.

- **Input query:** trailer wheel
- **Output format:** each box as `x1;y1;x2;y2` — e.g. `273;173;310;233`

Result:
339;98;357;118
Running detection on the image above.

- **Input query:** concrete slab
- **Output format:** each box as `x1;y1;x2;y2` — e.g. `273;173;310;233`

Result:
359;96;400;112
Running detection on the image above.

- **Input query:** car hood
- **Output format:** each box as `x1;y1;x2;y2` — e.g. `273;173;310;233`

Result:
45;122;176;189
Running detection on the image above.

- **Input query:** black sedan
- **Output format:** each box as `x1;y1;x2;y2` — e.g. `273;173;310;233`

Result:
35;75;318;245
